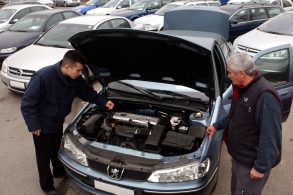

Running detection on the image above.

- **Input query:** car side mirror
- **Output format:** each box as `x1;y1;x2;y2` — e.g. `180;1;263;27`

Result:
230;20;238;25
117;5;122;9
9;18;18;24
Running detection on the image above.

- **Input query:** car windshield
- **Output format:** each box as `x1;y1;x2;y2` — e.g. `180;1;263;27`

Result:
258;12;293;36
155;4;179;16
85;0;98;5
35;23;94;48
103;0;120;8
0;9;16;22
9;15;47;32
130;1;151;10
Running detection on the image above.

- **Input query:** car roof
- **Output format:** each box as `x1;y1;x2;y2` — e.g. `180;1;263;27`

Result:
168;1;189;6
220;3;282;14
1;3;48;9
26;9;80;16
59;15;126;25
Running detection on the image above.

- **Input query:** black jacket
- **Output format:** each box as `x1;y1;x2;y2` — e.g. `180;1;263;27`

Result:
21;63;107;134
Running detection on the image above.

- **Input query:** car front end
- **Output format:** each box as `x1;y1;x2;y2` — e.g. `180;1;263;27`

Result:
58;25;229;194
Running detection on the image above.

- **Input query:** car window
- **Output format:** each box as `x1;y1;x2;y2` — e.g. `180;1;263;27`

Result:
0;9;16;21
231;9;249;22
111;18;131;28
118;0;129;8
63;11;80;19
98;21;112;28
146;1;161;10
283;0;292;7
254;48;289;84
100;0;109;4
30;6;48;12
10;15;46;31
45;13;63;30
267;7;283;17
251;7;268;20
10;7;30;23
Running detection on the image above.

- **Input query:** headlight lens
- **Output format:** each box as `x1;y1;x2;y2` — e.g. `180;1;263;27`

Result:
0;47;17;54
148;158;210;183
63;135;88;166
1;58;8;73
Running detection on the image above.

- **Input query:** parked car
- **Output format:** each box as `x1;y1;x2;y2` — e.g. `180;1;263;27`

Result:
0;15;143;93
2;0;55;8
0;4;52;32
57;6;293;195
0;9;81;64
54;0;80;7
227;0;293;11
220;3;284;42
233;11;293;119
72;0;110;14
86;0;139;16
134;0;220;31
110;0;174;21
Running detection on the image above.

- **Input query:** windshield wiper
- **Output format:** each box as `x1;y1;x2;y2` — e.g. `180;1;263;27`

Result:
116;81;163;101
260;30;282;35
149;89;209;103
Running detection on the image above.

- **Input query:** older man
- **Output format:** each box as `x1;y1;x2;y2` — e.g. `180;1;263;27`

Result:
207;52;282;195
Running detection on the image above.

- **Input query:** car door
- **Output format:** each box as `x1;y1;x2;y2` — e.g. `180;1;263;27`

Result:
222;44;293;122
253;44;293;122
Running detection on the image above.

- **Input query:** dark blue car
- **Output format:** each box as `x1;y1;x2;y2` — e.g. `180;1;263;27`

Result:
0;9;80;64
72;0;110;14
220;3;284;42
110;0;172;20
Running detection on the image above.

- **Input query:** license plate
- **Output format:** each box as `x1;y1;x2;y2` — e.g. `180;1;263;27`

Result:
94;180;134;195
10;80;25;89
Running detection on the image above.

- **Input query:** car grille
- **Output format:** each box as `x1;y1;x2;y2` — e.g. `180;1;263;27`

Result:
87;159;151;181
236;44;260;54
8;67;35;79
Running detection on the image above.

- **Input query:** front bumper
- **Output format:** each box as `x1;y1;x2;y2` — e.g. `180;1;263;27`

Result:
1;70;29;93
58;149;218;195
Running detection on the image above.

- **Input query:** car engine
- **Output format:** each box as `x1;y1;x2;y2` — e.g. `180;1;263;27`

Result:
76;103;207;156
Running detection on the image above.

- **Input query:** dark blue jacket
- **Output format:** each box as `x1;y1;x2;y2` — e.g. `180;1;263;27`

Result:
21;63;107;134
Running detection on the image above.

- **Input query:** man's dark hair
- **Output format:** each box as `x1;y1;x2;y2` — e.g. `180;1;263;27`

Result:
62;50;87;67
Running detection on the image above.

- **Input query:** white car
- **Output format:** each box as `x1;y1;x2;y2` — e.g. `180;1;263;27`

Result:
134;0;220;31
0;15;143;93
86;0;138;15
54;0;80;7
233;11;293;84
0;4;52;32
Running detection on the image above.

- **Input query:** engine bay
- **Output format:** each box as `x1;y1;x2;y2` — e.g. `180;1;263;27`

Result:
76;102;208;156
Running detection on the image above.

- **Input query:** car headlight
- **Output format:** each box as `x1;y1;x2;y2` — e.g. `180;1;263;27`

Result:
0;47;17;54
143;24;158;31
266;49;288;58
1;58;8;73
148;158;210;183
63;135;88;166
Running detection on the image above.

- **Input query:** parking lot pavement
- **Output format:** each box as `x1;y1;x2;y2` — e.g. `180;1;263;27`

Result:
0;81;292;195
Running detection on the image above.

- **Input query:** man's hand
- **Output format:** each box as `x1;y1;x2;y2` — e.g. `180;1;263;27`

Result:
106;100;114;110
250;167;264;179
32;129;41;137
206;125;216;138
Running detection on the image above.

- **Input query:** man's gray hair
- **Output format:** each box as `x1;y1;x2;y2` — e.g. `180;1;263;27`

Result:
227;52;257;76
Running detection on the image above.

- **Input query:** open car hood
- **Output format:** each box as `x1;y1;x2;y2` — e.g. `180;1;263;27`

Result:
164;6;229;41
69;29;216;97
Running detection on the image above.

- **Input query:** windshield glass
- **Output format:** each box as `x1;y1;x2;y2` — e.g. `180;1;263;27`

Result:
103;0;120;8
130;1;150;10
36;23;94;48
0;9;16;22
10;15;47;32
258;12;293;36
85;0;98;5
155;4;180;16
